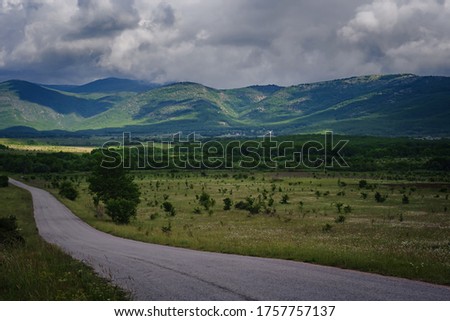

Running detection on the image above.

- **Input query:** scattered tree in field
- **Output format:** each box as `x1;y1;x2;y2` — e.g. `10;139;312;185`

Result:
88;163;140;224
375;191;387;203
162;201;176;216
198;191;215;210
402;194;409;204
58;180;78;200
235;196;262;214
358;180;368;188
223;197;233;211
161;221;172;234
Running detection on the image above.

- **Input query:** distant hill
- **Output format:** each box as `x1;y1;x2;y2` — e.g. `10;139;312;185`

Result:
0;74;449;137
1;80;110;117
46;77;160;94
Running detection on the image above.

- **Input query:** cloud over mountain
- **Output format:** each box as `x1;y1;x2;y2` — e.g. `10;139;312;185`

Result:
0;0;449;88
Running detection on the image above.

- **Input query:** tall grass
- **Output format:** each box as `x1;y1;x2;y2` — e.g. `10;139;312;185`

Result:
0;185;128;300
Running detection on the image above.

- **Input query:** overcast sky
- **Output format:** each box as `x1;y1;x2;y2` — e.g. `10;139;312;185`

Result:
1;0;450;88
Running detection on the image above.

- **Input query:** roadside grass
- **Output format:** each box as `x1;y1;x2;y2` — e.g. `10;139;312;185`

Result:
0;184;129;300
28;170;450;286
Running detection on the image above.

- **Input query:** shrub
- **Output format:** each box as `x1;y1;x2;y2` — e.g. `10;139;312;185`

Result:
322;223;333;232
375;192;387;203
335;215;346;223
358;180;368;188
198;192;215;210
162;201;176;216
0;175;8;188
234;196;262;214
105;198;137;224
235;200;249;210
58;181;78;201
161;221;172;234
247;202;262;215
0;216;25;246
280;194;289;204
402;195;409;204
223;197;233;211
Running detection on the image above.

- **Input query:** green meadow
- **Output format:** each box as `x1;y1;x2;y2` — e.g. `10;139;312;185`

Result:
28;170;450;286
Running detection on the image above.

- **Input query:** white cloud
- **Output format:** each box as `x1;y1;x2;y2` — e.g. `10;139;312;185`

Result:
337;0;450;76
1;0;450;87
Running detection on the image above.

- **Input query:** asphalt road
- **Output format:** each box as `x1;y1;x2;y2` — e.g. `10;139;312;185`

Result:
10;178;450;300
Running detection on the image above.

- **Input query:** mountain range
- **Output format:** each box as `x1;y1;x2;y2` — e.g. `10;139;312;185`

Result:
0;74;449;137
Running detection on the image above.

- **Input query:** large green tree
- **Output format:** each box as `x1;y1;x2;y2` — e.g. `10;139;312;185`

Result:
88;163;140;224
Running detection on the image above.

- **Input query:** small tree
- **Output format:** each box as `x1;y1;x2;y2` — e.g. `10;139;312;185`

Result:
199;192;215;210
358;180;368;188
402;194;409;204
335;202;344;213
375;191;387;203
162;201;176;216
223;197;233;211
59;180;78;201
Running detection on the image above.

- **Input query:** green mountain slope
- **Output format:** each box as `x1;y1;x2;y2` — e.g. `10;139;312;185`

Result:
0;74;449;136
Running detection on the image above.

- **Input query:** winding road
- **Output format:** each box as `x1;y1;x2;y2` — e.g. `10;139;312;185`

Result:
10;178;450;300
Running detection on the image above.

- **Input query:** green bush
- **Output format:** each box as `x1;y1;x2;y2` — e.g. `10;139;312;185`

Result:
105;198;137;224
375;191;387;203
58;181;78;201
234;196;262;214
162;201;176;216
402;195;409;204
223;197;233;211
0;216;25;246
198;192;215;210
280;194;289;204
0;176;8;188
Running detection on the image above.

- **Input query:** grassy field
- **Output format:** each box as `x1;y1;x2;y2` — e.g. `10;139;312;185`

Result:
0;184;129;300
0;138;94;153
28;170;450;285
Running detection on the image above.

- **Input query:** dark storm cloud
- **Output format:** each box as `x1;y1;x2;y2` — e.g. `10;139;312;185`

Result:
67;0;140;40
1;0;450;87
152;2;175;28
